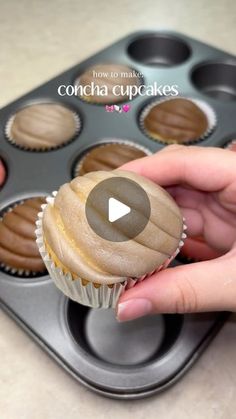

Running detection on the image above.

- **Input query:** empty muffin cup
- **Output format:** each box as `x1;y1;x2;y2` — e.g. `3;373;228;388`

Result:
127;34;191;67
191;61;236;101
67;301;183;367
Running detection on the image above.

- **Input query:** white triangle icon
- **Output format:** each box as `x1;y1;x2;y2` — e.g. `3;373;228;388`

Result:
108;197;131;223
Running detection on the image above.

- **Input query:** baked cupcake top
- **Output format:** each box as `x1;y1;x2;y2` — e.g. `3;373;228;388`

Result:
42;170;183;284
75;63;140;104
7;103;79;150
0;197;46;273
74;142;148;176
142;98;208;144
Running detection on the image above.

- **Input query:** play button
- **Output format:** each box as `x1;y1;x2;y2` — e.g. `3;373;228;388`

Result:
85;175;151;242
108;198;131;222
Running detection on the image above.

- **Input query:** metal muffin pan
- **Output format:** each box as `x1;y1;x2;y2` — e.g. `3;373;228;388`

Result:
0;30;235;399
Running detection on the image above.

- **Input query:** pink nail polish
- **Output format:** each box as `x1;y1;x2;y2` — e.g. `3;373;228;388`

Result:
117;298;152;322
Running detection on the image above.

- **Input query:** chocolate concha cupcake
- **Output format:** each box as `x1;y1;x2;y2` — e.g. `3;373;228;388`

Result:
74;141;150;176
141;98;216;144
75;63;140;104
36;170;186;308
0;197;46;275
6;103;80;151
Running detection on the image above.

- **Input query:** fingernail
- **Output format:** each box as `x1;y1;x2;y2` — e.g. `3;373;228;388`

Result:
116;298;153;322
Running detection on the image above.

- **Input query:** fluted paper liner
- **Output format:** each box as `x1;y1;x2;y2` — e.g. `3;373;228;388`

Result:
35;193;187;308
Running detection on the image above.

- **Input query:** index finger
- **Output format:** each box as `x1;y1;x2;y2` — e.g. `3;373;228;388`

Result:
121;145;236;192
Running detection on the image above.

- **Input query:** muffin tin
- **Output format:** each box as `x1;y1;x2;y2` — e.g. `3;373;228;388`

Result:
0;30;235;399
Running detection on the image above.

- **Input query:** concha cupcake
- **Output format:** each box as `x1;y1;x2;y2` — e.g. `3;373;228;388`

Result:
6;102;80;151
140;98;216;144
0;197;46;276
36;170;186;308
75;63;141;104
73;141;150;176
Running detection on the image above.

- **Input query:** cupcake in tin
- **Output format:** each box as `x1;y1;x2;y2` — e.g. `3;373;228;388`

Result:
140;97;216;145
6;102;81;151
75;63;141;104
0;197;46;276
73;140;150;177
36;170;186;308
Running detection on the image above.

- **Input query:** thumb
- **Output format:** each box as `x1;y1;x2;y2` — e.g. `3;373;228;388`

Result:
116;247;236;322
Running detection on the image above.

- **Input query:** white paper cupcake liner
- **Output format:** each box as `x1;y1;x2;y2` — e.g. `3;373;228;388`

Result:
5;103;81;152
73;138;152;177
35;194;187;308
139;96;217;145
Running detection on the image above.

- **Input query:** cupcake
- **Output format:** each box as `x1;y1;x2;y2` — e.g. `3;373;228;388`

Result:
0;197;46;276
0;158;6;187
226;140;236;152
140;98;215;144
75;63;141;104
36;170;186;308
73;141;150;176
6;103;80;151
179;236;223;262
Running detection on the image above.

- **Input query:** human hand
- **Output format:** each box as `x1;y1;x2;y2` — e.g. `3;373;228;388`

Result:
117;145;236;321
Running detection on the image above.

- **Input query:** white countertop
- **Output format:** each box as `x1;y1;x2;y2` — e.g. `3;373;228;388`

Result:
1;0;236;417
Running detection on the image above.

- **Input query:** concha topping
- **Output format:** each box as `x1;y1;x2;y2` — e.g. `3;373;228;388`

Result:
143;98;208;143
0;197;46;272
76;63;140;104
75;142;147;175
8;103;78;149
42;170;183;284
